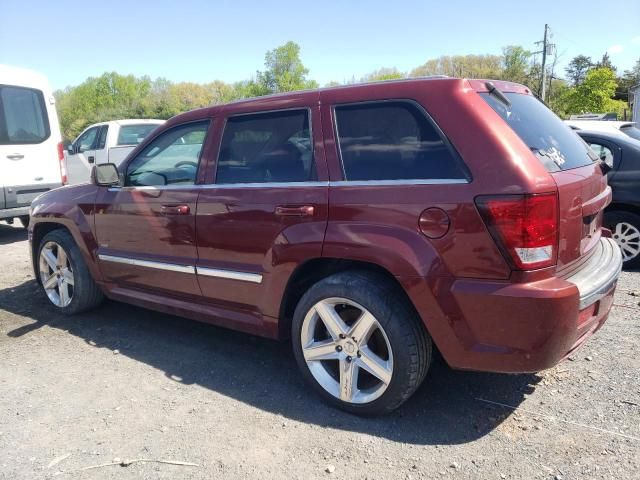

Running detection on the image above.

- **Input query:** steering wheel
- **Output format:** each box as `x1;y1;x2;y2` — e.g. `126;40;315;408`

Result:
174;161;198;169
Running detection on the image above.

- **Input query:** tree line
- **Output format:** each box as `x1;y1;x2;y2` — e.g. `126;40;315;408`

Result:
55;41;640;141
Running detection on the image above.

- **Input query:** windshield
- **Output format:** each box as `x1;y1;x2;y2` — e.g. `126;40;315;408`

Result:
620;124;640;141
117;124;160;146
480;92;597;172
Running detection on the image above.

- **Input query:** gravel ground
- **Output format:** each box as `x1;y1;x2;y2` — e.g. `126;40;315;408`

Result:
0;222;638;479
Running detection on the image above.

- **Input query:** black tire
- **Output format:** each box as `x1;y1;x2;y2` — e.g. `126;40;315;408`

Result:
18;216;29;229
37;229;104;314
291;271;432;415
604;210;640;269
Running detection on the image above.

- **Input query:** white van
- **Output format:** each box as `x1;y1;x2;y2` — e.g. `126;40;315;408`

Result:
0;64;64;227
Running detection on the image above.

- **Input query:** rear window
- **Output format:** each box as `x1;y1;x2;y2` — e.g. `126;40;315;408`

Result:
0;85;50;145
480;92;596;172
334;101;469;181
117;124;159;146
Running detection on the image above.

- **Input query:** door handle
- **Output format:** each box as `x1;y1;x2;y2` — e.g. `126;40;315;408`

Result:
160;204;191;215
88;156;95;164
6;153;24;160
275;205;315;217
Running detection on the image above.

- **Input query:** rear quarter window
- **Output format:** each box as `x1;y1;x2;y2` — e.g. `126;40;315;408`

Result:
117;124;160;146
0;85;50;145
334;101;469;182
480;92;596;172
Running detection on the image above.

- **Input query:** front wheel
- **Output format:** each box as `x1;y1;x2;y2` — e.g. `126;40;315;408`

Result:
38;229;104;314
291;271;431;415
605;211;640;268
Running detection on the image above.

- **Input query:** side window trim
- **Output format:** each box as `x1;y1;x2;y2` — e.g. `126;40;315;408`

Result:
331;98;472;183
214;107;316;186
123;119;211;188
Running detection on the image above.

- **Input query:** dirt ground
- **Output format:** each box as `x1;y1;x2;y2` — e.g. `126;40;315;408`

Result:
0;222;638;479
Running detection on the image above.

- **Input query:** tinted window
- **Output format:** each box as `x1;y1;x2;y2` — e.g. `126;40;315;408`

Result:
216;109;315;184
117;124;159;145
96;126;108;149
76;127;99;153
126;121;209;186
480;92;596;172
334;102;468;181
0;85;49;145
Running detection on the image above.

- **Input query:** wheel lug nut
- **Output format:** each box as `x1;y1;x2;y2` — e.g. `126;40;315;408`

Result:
339;334;346;339
346;356;352;362
357;351;361;358
335;345;342;352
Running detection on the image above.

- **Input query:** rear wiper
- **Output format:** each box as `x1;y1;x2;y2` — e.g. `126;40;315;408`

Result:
485;81;511;108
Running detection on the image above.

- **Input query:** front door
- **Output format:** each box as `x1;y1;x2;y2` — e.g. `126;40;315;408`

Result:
196;106;329;322
66;125;99;184
94;120;211;299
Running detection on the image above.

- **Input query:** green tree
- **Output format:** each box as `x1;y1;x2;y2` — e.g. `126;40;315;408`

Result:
565;55;593;86
410;54;502;79
560;67;625;116
255;41;318;94
596;52;616;73
360;67;405;82
501;45;532;84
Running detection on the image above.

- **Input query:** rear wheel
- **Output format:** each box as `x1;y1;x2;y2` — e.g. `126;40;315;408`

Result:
605;211;640;268
38;229;104;314
291;271;431;415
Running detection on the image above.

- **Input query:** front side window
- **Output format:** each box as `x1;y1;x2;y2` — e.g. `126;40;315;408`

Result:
76;127;99;153
334;101;468;181
0;85;50;145
126;121;209;186
117;124;159;146
589;142;614;168
216;109;315;184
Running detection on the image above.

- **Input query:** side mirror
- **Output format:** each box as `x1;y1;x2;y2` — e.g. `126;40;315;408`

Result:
92;163;120;187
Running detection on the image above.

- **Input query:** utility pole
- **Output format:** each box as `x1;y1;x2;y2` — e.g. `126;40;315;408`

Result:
534;24;555;102
540;24;549;102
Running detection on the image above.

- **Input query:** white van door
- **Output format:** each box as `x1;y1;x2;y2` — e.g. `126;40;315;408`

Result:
0;85;61;208
66;125;100;184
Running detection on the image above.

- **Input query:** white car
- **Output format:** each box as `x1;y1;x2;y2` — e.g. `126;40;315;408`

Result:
65;119;164;184
0;64;65;227
565;120;640;141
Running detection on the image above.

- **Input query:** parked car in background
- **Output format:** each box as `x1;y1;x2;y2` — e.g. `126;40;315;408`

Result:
0;64;65;228
576;129;640;267
65;119;164;184
566;120;640;141
29;78;621;414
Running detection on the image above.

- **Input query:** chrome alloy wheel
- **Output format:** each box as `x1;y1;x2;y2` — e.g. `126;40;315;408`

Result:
612;222;640;262
39;241;74;307
300;297;394;404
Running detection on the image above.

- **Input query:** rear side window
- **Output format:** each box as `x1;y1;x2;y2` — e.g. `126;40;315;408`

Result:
117;124;159;146
334;101;468;182
0;85;50;145
480;92;596;172
216;109;316;184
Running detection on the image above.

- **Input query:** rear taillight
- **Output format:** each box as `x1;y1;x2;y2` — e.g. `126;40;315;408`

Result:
476;193;559;270
57;141;67;185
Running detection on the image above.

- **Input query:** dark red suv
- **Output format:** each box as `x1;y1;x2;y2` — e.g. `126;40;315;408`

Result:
29;78;622;414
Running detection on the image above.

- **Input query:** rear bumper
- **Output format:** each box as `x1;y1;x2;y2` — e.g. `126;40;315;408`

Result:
407;237;622;373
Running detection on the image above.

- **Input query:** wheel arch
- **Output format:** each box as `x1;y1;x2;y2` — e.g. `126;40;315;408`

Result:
278;257;425;340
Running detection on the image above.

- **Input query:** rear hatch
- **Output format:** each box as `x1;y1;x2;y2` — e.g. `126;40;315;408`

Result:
479;84;610;271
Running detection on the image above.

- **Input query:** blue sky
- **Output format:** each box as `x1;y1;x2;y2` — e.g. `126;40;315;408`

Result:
1;0;639;90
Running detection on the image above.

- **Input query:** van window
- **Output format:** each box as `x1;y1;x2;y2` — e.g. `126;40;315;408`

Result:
216;109;315;184
334;102;468;182
0;85;50;145
117;124;159;146
480;92;596;172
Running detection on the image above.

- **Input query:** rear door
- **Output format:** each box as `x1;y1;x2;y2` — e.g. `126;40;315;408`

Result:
195;105;329;321
0;84;58;207
66;125;100;184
